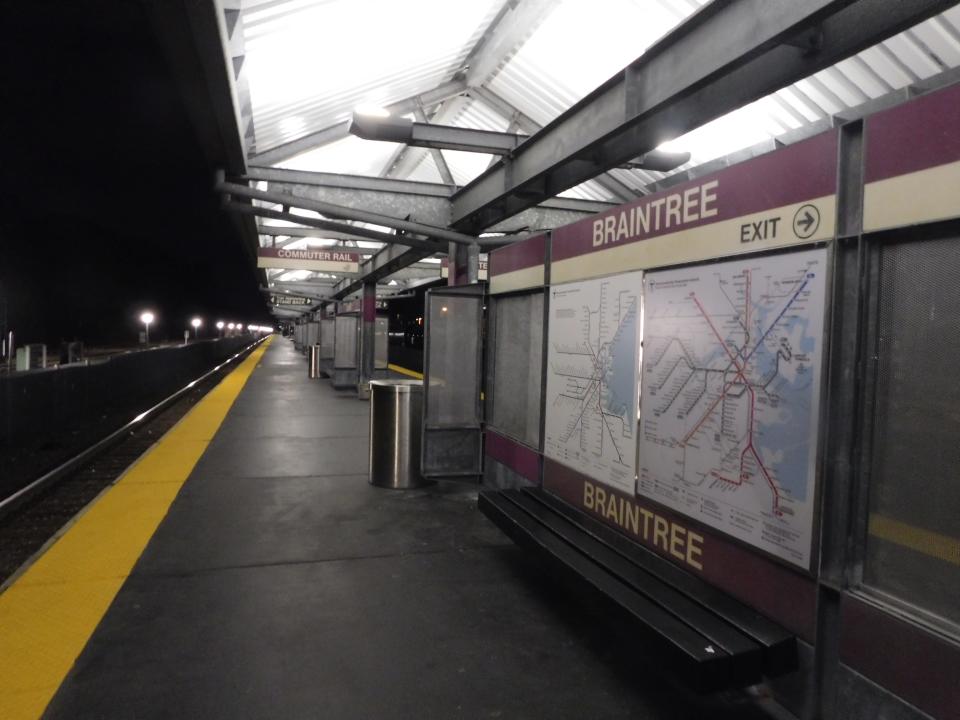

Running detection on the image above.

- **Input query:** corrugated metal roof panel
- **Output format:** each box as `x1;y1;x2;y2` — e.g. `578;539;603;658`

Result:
243;0;960;209
242;0;503;152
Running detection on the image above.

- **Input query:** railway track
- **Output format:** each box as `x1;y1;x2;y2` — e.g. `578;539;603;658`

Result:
0;339;262;585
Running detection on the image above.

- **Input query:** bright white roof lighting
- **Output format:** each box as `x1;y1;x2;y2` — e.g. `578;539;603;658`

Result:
353;103;390;118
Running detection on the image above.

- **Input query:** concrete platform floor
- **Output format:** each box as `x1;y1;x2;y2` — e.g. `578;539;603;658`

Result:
44;339;784;719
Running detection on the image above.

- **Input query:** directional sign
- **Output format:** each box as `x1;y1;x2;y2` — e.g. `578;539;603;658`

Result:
792;204;820;239
270;294;313;306
257;247;360;273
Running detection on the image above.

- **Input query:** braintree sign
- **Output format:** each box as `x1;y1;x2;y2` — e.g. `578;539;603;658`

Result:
257;247;361;273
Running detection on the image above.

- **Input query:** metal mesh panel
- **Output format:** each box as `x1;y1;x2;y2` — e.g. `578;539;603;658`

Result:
375;316;389;369
490;292;543;447
422;429;481;476
426;294;480;426
863;235;960;628
319;319;334;359
334;315;358;368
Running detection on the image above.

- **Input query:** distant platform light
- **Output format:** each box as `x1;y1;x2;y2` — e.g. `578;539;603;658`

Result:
139;311;155;344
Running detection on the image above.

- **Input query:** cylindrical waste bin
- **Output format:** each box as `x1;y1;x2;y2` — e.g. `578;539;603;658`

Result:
368;379;427;488
308;344;322;378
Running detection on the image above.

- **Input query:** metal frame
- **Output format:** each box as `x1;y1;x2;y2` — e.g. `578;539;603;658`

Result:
449;0;955;233
848;220;960;644
332;313;360;390
483;287;547;453
421;283;486;478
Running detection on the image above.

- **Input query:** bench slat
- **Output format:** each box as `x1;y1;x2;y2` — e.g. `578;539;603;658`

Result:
502;489;763;685
479;491;738;692
525;487;797;675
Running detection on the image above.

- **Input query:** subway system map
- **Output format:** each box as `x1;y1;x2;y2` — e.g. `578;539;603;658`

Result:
638;249;826;567
544;272;642;495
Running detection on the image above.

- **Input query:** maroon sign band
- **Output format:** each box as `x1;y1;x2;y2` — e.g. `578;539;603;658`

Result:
489;233;547;277
543;459;818;640
485;430;541;483
840;594;960;720
864;82;960;183
551;131;839;262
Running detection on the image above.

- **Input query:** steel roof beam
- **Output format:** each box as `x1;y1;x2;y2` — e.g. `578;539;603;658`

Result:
256;225;374;242
223;200;447;253
452;0;955;232
464;0;562;87
246;167;454;197
381;95;471;180
468;85;639;202
413;98;456;186
218;179;477;245
248;79;467;165
262;179;452;228
349;113;691;172
350;113;524;154
331;244;434;300
244;170;611;233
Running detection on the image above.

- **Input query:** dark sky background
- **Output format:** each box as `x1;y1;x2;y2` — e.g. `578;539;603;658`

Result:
0;1;270;347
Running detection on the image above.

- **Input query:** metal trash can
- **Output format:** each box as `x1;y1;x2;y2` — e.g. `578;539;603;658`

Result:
368;379;427;488
308;344;322;378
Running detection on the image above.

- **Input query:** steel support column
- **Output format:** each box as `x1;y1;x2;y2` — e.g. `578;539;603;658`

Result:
466;243;480;285
358;280;377;397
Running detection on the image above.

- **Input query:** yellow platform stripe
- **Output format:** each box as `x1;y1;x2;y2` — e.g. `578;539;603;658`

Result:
387;363;423;380
868;513;960;567
0;337;272;720
385;364;485;400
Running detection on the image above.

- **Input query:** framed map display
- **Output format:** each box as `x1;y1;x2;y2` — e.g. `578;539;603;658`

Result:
638;248;827;568
544;272;642;495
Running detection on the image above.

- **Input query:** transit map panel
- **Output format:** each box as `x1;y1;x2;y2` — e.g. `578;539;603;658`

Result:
544;272;642;495
638;248;827;568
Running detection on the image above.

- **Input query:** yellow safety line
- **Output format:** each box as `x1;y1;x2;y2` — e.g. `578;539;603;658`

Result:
0;337;273;720
385;364;484;400
387;363;424;380
869;513;960;567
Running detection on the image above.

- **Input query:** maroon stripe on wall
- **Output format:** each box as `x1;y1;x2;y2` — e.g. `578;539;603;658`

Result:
552;131;839;262
485;430;541;483
864;82;960;184
543;458;817;640
489;233;547;277
840;595;960;720
362;296;376;322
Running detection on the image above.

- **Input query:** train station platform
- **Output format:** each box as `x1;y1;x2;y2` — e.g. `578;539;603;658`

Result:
1;337;783;719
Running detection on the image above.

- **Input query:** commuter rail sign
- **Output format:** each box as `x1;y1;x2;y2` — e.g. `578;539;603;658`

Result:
257;247;361;274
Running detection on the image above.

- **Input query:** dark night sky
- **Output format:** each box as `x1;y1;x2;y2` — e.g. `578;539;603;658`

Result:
0;1;270;347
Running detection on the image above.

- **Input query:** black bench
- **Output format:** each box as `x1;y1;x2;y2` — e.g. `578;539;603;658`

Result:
478;487;797;693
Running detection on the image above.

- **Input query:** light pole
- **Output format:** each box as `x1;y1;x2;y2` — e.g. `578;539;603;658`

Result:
216;320;224;338
140;311;155;344
191;317;202;339
227;322;235;337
